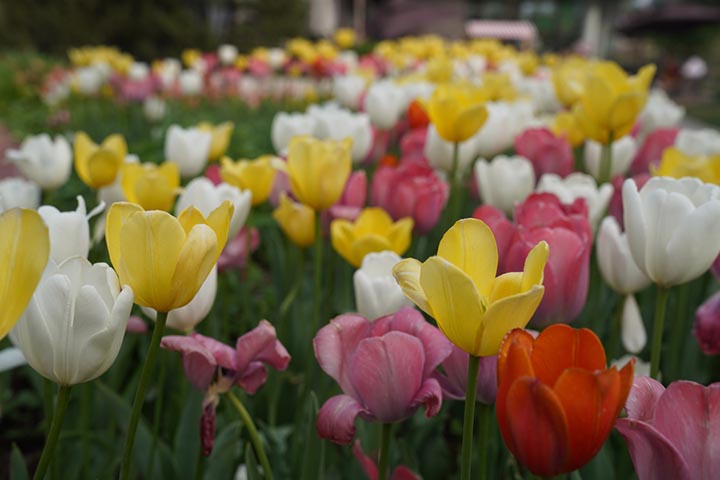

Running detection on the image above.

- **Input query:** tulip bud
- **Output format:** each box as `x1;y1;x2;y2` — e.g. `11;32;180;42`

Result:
38;195;105;264
353;251;412;320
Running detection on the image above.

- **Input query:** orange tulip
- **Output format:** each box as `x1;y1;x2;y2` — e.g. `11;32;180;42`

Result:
495;324;634;477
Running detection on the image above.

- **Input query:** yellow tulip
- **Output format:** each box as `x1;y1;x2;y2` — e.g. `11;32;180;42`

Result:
481;72;518;102
331;207;413;268
0;208;50;339
573;61;656;144
220;155;277;206
74;132;127;189
424;57;454;84
393;218;549;356
182;49;202;68
551;60;588;107
654;147;720;184
333;28;357;49
121;162;180;212
516;51;539;76
551;111;585;148
425;84;488;143
105;201;233;312
198;122;234;162
286;136;352;211
273;193;316;248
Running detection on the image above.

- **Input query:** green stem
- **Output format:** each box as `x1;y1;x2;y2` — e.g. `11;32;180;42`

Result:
42;378;54;434
650;287;670;379
598;135;614;184
81;383;90;480
607;294;627;361
668;283;690;381
147;348;168;478
34;385;71;480
447;141;463;228
377;423;393;480
461;355;481;480
312;211;323;330
119;310;168;480
476;403;491;480
227;390;274;480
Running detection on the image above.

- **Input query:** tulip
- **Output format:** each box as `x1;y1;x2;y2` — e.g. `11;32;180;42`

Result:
584;135;638;180
273;193;315;248
433;344;498;404
12;257;134;384
314;307;453;444
475;155;535;216
353;440;421;480
218;44;238;66
221;155;278;206
694;291;720;356
164;125;212;178
309;106;373;163
393;218;548;356
550;111;585;148
514;127;574;178
197;122;234;162
406;98;430;129
424;83;488;143
331;208;413;268
0;177;41;212
638;89;685;135
675;128;720;157
143;96;166;122
326;170;367;225
654;147;720;185
270;112;317;154
178;69;203;96
536;172;613;231
608;173;650;229
615;377;720;480
496;325;634;477
551;60;586;107
333;74;366;110
218;227;260;271
474;101;535;159
353;251;412;320
630;128;679;175
423;125;477;178
74;132;127;189
176;177;251;239
286;135;352;211
6;134;72;190
364;80;406;130
121;161;180;212
0;208;50;339
371;162;448;234
573;62;655;144
38;195;105;264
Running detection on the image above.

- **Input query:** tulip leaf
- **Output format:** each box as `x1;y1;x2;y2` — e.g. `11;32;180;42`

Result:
173;388;203;477
299;391;325;480
205;419;244;478
245;444;262;480
9;443;29;480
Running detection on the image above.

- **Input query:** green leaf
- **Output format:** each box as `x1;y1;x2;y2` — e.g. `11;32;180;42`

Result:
173;389;203;477
244;444;262;480
9;443;29;480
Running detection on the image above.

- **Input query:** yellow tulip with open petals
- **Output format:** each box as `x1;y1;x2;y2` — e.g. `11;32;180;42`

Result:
654;147;720;185
121;162;180;212
574;61;656;144
198;121;234;162
220;155;277;206
74;132;127;189
393;218;549;357
425;84;488;143
331;207;413;268
105;201;233;312
0;208;49;339
286;135;352;211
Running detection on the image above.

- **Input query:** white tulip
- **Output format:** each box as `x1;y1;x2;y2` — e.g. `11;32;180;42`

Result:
271;112;317;154
424;125;477;177
218;44;239;66
621;294;647;354
473;101;535;159
164;125;212;177
333;74;366;110
0;177;41;212
157;58;181;90
175;177;251;239
11;257;134;385
675;128;720;157
514;74;561;115
584;135;638;180
142;266;217;332
128;62;149;81
267;48;287;70
73;66;104;95
597;216;651;294
536;172;613;231
0;347;26;372
6;134;72;190
364;80;406;130
310;106;373;163
638;89;685;135
143;96;166;122
475;155;535;215
399;81;435;110
623;176;720;287
353;251;412;320
38;195;105;264
178;69;203;96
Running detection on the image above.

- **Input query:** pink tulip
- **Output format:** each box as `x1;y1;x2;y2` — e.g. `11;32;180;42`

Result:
125;315;148;334
474;193;593;326
205;164;222;185
694;291;720;356
314;307;452;444
353;440;421;480
615;377;720;480
399;127;428;164
711;255;720;281
161;321;290;455
371;162;449;234
609;173;650;230
432;344;497;404
217;227;260;272
630;128;679;175
325;171;367;226
514;127;574;178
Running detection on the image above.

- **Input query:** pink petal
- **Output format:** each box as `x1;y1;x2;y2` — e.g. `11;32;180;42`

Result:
615;419;690;480
348;331;425;422
410;377;444;418
392;466;422;480
200;402;216;456
316;394;369;445
625;376;666;422
353;439;380;480
235;361;268;394
235;320;290;374
190;332;237;371
161;335;216;391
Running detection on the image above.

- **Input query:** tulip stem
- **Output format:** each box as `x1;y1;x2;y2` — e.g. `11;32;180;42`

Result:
650;287;670;379
607;294;627;361
309;211;323;364
378;423;392;480
447;141;463;227
476;402;491;480
598;134;613;184
227;390;274;480
34;384;71;480
120;310;168;480
461;355;481;480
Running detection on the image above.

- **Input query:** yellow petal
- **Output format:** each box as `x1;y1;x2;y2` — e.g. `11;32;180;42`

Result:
205;201;233;258
392;258;432;314
101;134;128;160
169;224;218;310
386;217;414;256
453;104;488;143
349;235;394;268
177;206;206;235
87;150;122;187
488;272;523;303
521;240;549;291
608;93;644;136
74;131;96;186
354;208;394;236
273;193;315;247
330;219;355;264
105;202;143;271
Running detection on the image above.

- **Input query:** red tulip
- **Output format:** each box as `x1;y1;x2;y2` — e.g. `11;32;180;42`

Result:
496;325;634;477
514;127;574;178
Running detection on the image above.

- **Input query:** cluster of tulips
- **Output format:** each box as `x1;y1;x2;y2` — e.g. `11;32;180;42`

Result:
3;32;720;479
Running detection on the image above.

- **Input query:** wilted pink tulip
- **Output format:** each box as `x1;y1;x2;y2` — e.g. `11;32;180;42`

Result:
514;127;574;178
371;162;448;234
615;377;720;480
218;227;260;272
353;440;421;480
474;193;593;326
694;291;720;356
432;344;497;404
326;171;367;225
314;307;452;444
161;321;290;455
609;173;650;230
629;128;679;175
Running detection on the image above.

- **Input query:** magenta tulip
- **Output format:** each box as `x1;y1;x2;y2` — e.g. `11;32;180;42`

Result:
314;307;452;444
353;440;421;480
514;127;574;178
694;291;720;356
629;128;679;175
432;344;498;404
616;377;720;480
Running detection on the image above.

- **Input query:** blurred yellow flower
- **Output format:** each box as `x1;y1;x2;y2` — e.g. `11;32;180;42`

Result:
331;207;413;268
121;162;180;212
551;111;585;148
551;60;588;107
425;83;488;143
516;51;539;76
481;72;518;101
273;193;316;248
198;122;234;162
334;28;357;49
654;147;720;184
393;218;548;356
74;132;127;189
182;49;202;68
220;155;277;206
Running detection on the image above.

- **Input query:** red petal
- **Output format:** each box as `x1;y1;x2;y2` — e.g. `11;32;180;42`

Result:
531;324;606;387
496;329;536;447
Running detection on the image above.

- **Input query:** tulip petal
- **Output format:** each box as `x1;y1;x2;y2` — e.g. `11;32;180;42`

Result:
392;258;432;314
386;217;414;255
666;200;720;286
410;377;444;418
170;224;218;311
454;104;488;143
521;240;549;291
316;394;369;445
161;335;217;391
496;329;536;444
105;203;143;276
624;376;666;422
235;320;290;373
531;324;606;387
615;418;692;480
235;362;268;394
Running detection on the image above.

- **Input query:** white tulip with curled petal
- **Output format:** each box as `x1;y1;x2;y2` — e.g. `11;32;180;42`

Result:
536;172;613;232
38;195;105;264
164;125;211;177
6;134;72;190
11;257;134;385
175;177;251;239
0;177;41;212
623;176;720;287
270;112;317;154
364;80;406;130
584;135;638;180
353;251;412;320
475;155;535;215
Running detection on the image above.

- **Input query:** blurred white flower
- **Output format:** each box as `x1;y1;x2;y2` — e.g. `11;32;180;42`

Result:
333;74;366;110
475;155;535;215
218;44;238;66
675;128;720;157
638;89;685;135
364;80;406;130
354;251;412;320
178;69;203;96
6;134;72;190
0;177;41;212
271;112;317;154
164;125;212;177
175;177;251;239
424;125;477;177
584;135;638;180
143;96;166;122
536;172;613;231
